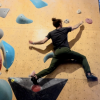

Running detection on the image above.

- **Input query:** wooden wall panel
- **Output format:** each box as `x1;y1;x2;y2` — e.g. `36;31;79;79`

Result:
0;0;100;100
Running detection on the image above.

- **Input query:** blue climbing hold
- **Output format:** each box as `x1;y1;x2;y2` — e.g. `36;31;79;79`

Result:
30;0;48;8
0;79;12;100
43;52;54;63
0;40;15;70
16;14;33;24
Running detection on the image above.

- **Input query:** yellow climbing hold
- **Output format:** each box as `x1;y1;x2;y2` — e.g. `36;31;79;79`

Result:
11;79;14;82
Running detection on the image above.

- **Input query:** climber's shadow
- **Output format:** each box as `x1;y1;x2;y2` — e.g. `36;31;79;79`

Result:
87;78;98;87
69;25;84;48
29;42;54;54
38;60;82;86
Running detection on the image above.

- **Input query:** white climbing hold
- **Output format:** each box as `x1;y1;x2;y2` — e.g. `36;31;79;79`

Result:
0;8;10;18
77;9;81;14
64;19;69;24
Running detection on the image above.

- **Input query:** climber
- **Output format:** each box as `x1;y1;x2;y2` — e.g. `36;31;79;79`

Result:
29;18;98;85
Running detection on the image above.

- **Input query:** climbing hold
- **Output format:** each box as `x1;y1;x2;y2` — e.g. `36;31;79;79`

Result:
0;8;10;18
31;85;42;92
0;79;12;100
30;0;48;8
64;19;69;24
16;14;33;24
11;79;14;83
77;9;81;14
0;72;2;75
9;77;23;83
0;29;4;39
0;40;15;70
0;3;2;7
8;77;67;100
85;18;93;24
44;52;54;63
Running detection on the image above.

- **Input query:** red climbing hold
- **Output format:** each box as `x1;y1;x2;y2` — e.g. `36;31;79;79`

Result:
31;85;42;92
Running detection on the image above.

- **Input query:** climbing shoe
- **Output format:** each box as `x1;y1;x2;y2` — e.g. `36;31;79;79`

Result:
86;73;98;81
31;77;39;85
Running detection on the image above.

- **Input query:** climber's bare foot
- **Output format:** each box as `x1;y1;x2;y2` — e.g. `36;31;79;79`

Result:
29;71;36;77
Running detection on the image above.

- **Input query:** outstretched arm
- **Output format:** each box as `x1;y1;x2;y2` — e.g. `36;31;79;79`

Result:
29;37;49;45
72;21;84;31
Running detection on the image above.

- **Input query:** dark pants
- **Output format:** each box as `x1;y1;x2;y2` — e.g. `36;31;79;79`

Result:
36;47;91;79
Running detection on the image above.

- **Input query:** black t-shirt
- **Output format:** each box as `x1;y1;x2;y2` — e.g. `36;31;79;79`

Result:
46;27;72;50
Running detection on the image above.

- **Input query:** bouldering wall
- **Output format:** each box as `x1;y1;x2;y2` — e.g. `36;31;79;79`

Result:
0;0;100;100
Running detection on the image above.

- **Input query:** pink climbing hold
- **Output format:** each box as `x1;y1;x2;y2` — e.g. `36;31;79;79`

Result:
85;18;93;24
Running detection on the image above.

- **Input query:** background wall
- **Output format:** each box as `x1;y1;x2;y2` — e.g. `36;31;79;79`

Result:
0;0;100;100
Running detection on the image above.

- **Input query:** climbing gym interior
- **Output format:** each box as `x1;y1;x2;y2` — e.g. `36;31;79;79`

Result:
0;0;100;100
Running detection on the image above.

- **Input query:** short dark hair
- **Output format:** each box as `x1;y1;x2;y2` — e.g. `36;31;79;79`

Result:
52;18;62;28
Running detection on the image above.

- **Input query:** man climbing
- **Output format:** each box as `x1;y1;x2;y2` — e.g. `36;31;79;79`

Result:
29;18;98;85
